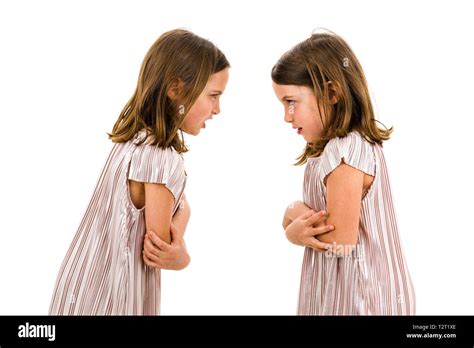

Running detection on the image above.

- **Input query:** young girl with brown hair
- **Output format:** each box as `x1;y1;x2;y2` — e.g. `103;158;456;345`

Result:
49;29;230;315
272;30;415;315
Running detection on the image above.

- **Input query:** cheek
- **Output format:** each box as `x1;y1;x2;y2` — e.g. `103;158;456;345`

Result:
189;99;211;120
300;106;322;129
294;107;310;126
202;99;213;115
184;103;203;126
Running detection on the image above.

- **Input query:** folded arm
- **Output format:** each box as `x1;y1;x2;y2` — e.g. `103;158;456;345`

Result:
316;163;373;256
142;185;190;270
143;183;175;244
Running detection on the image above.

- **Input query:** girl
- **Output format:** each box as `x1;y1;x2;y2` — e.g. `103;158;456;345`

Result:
49;29;230;315
272;30;415;315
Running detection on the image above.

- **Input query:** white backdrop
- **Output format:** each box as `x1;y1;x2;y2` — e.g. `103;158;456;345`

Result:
1;0;473;315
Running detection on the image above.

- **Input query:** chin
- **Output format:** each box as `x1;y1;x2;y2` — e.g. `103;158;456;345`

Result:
303;133;318;142
181;127;200;136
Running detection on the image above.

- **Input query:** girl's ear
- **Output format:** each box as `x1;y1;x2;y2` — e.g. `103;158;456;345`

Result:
167;79;185;100
326;81;341;105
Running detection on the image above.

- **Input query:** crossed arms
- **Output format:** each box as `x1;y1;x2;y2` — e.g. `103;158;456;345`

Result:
140;182;191;270
283;163;373;256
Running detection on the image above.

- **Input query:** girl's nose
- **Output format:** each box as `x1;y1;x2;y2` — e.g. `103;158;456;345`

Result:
212;102;220;115
284;111;294;123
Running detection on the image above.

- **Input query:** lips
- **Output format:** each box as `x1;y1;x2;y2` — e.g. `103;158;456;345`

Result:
202;116;213;129
296;127;302;134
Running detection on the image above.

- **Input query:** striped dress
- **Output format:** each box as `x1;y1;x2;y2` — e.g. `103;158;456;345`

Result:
49;130;187;315
298;131;415;315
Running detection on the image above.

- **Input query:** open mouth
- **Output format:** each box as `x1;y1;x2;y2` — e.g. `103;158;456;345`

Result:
297;127;302;134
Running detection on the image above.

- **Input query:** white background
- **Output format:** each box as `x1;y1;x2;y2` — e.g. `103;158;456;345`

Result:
1;0;473;315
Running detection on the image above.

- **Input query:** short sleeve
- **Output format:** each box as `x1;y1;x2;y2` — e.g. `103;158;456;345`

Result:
128;144;186;203
319;132;375;184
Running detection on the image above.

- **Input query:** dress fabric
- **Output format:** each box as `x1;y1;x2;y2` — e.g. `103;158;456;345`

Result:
49;130;187;315
298;131;415;315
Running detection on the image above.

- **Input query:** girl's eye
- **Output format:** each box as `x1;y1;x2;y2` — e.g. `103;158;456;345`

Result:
286;100;295;105
210;94;219;99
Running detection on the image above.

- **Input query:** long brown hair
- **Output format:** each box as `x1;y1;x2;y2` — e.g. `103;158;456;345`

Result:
271;29;392;165
108;29;230;152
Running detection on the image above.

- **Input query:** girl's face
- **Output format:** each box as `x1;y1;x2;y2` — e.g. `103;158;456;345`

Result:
272;83;325;143
180;68;230;136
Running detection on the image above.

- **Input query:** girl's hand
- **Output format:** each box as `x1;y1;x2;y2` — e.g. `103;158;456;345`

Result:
285;210;334;252
143;224;190;270
283;201;315;229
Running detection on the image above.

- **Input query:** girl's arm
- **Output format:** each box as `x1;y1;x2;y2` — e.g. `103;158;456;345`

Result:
142;188;190;270
143;183;175;244
316;163;372;256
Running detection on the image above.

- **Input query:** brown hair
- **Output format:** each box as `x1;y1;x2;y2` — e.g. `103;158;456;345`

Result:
271;29;392;165
108;28;230;152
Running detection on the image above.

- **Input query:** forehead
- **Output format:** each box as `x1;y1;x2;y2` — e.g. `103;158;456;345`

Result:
207;68;229;87
272;83;306;97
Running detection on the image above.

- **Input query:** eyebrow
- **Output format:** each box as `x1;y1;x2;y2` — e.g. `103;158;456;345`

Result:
281;95;296;101
210;90;223;95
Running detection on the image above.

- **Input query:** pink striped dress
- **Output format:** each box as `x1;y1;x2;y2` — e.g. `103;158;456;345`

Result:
49;130;187;315
298;131;415;315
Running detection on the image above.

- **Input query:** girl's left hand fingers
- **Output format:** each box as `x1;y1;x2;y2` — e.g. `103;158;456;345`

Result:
307;238;333;253
311;224;334;236
143;249;161;263
305;210;327;227
147;231;171;251
143;253;157;268
144;237;165;258
298;210;316;222
143;252;163;269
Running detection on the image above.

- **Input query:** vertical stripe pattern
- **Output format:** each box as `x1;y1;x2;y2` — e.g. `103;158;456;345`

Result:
49;130;187;315
298;131;416;315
